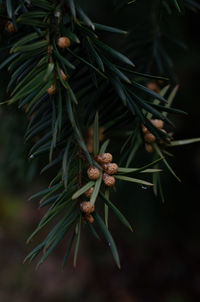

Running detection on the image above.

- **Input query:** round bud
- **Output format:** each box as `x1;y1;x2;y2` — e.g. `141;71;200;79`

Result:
80;202;95;214
85;187;94;198
144;133;156;143
103;163;118;175
103;173;115;187
96;153;113;164
145;143;154;153
141;124;148;134
150;119;164;129
57;36;71;49
87;166;100;180
47;85;56;95
6;21;16;33
60;69;67;80
85;214;94;224
147;82;160;93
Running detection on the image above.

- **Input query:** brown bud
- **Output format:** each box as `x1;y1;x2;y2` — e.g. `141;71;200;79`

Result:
145;143;154;153
147;82;160;93
87;166;100;180
141;124;148;134
96;153;113;164
85;187;94;198
5;21;16;33
57;36;71;49
150;119;164;129
103;163;118;175
85;214;94;224
80;201;95;214
47;85;56;95
144;133;156;143
60;69;67;80
103;173;115;187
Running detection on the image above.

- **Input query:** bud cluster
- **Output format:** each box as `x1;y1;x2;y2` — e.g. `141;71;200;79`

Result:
142;119;170;153
95;153;118;187
80;153;119;223
80;201;95;224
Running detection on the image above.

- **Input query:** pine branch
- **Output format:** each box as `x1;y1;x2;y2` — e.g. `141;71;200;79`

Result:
0;0;199;268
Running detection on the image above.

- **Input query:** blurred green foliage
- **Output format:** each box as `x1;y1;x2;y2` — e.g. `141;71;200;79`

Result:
0;1;200;301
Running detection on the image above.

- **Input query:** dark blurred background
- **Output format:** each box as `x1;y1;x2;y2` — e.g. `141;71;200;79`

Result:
0;1;200;301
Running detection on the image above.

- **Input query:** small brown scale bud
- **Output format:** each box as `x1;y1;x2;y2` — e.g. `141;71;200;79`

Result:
147;82;160;93
57;36;71;49
145;143;154;153
85;214;94;224
60;69;67;80
80;201;95;214
85;187;94;198
103;163;118;175
96;153;113;164
144;133;156;143
6;21;16;33
47;85;56;95
87;166;100;180
141;124;148;134
103;173;115;187
150;119;164;129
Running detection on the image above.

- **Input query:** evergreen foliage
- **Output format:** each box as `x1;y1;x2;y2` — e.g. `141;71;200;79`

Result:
0;0;199;268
